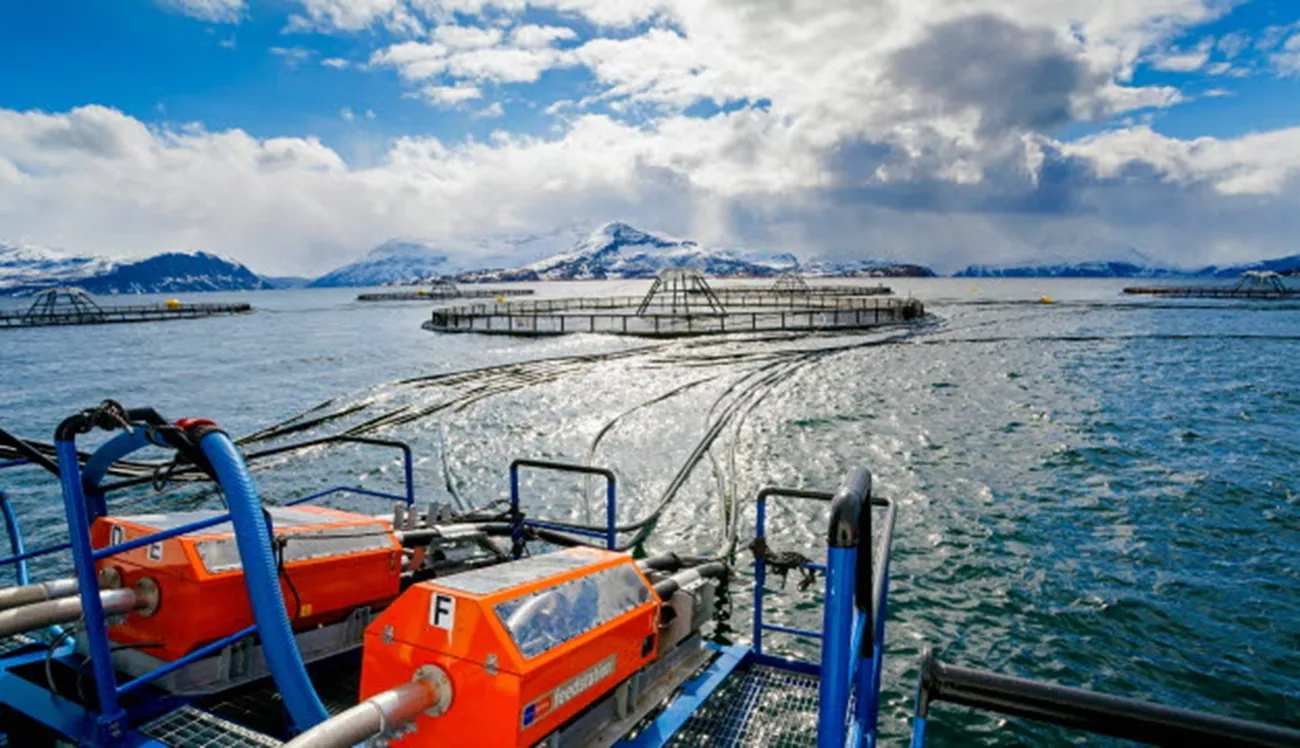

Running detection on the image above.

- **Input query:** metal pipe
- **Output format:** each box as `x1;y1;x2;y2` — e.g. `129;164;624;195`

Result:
914;655;1300;748
0;587;137;638
283;680;440;748
0;577;78;612
652;562;728;599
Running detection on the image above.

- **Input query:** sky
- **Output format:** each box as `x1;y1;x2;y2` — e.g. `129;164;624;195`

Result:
1;0;1299;276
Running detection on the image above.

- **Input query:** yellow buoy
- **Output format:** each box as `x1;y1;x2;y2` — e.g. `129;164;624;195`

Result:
495;295;506;303
416;289;427;296
165;299;182;309
1040;296;1055;304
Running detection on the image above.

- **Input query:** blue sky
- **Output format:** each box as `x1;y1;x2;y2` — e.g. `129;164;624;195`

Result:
1;0;1299;274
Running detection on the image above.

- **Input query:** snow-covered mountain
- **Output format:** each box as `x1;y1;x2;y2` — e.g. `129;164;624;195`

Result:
516;223;800;280
953;261;1184;278
388;222;930;283
307;240;454;288
1;243;268;295
1196;254;1300;278
804;259;937;278
1;241;115;292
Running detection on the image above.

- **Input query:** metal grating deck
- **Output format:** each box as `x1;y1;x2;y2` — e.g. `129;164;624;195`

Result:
140;706;281;748
668;664;830;747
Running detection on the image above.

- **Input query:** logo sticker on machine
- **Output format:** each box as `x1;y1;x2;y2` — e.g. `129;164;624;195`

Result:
429;593;456;631
147;542;164;562
520;655;616;729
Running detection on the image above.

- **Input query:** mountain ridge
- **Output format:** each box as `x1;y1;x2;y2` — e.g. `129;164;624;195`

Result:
325;222;936;286
1;242;269;295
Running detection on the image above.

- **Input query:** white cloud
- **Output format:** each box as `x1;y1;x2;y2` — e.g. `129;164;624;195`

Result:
1067;125;1300;196
340;107;355;122
1216;32;1249;59
512;24;578;49
321;57;351;69
1150;37;1213;72
415;83;483;107
1151;50;1210;72
9;1;1300;275
156;0;245;23
285;0;421;34
432;23;503;48
371;24;574;88
4;103;1300;278
1274;34;1300;77
270;46;316;68
474;102;506;119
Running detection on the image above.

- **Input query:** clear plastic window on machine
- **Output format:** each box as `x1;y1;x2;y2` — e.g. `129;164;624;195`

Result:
495;564;650;659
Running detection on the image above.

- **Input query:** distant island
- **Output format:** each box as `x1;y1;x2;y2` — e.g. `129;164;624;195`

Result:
956;256;1300;278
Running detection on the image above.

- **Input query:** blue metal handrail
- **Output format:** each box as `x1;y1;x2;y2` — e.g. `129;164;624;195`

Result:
508;458;618;554
750;470;896;748
0;458;75;572
1;492;30;587
751;486;833;657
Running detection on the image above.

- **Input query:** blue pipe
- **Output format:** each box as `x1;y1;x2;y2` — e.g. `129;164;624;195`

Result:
1;493;29;587
604;479;616;550
56;438;125;743
82;428;166;515
753;496;767;655
197;430;328;732
910;717;927;748
509;467;524;559
818;545;857;748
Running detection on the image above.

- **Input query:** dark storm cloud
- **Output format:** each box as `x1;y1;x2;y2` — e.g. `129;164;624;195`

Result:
888;14;1103;137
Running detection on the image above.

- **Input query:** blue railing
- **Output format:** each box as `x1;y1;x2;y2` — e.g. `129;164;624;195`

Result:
508;458;618;555
0;417;423;744
750;469;897;748
1;489;30;587
0;458;74;578
0;432;418;574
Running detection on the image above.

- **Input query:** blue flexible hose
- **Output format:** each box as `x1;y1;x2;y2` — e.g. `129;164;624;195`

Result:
198;430;329;732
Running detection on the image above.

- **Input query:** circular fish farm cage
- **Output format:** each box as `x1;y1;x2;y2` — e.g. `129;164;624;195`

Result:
0;287;252;329
1123;270;1300;299
357;279;534;302
423;268;924;337
711;274;893;301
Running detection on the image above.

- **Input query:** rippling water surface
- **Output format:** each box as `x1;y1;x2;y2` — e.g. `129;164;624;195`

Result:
2;279;1297;745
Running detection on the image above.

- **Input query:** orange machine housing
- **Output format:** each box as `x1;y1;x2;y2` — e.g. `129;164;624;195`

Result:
91;505;402;661
361;546;661;747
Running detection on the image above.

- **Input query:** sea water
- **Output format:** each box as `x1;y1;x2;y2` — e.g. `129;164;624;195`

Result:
1;279;1296;745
